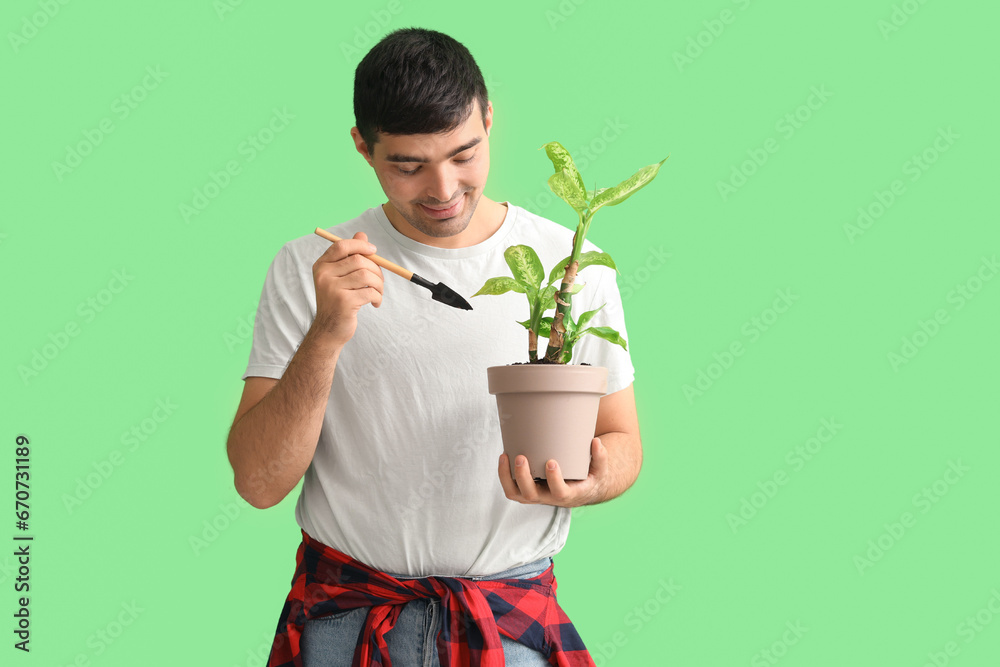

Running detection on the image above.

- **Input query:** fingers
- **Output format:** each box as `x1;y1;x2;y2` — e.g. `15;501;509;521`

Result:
313;260;383;310
512;455;542;503
498;442;605;508
339;267;384;305
498;453;545;504
497;453;522;501
589;437;608;478
318;240;377;265
313;232;384;303
543;459;572;503
310;231;388;344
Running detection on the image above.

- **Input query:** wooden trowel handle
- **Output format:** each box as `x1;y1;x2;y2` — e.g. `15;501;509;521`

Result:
314;228;413;281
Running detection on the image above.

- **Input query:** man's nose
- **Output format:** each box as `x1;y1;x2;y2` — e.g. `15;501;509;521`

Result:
424;166;459;204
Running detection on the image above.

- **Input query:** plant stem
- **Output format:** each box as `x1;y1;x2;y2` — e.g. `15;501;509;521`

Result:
544;210;590;362
528;329;538;362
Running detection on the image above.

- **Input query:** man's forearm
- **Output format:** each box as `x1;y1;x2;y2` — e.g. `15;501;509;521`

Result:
227;326;343;509
589;430;643;505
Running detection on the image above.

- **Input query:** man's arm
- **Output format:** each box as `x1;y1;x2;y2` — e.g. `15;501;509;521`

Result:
586;383;643;502
227;232;384;509
498;382;642;508
227;327;343;509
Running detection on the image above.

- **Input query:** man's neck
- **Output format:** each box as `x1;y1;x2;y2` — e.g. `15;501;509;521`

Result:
382;197;508;249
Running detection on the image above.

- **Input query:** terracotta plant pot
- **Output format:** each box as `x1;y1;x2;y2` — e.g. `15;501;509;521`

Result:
487;364;608;481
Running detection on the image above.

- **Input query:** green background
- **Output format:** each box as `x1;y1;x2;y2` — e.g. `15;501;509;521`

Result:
3;0;998;664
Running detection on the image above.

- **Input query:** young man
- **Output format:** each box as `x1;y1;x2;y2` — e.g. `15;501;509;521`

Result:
227;27;641;666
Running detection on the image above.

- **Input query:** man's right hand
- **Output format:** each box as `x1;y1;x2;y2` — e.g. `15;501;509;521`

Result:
311;231;384;347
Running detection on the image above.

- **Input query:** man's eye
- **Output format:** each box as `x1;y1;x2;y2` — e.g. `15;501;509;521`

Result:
398;155;474;176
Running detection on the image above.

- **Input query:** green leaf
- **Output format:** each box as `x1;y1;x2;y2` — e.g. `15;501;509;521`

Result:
546;251;618;286
504;245;544;290
558;313;580;363
539;285;558;308
561;310;578;336
472;276;526;297
579;326;628;351
576;304;606;332
590;157;667;213
518;314;554;338
547;170;588;212
540;142;587;195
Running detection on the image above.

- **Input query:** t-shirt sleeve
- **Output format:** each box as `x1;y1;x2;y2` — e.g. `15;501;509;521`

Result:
241;245;314;380
569;262;636;396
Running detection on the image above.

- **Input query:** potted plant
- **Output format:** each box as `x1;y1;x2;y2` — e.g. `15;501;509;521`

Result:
474;141;666;481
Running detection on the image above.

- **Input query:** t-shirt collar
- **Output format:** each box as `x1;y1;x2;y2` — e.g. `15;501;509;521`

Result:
373;200;515;259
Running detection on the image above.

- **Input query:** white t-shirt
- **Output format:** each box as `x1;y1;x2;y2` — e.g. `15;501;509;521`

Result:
242;201;635;576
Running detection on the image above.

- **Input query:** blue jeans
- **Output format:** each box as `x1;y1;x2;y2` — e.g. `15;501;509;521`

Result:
301;557;553;666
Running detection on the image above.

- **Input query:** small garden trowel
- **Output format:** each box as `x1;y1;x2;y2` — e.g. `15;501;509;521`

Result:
314;228;472;311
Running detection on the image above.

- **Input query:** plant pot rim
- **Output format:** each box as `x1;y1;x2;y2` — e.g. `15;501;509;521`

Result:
487;363;608;395
486;362;606;369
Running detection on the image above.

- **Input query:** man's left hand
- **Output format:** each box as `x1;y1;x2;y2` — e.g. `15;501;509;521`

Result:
498;437;607;508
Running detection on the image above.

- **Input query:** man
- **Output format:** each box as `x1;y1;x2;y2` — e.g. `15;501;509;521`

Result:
227;27;641;666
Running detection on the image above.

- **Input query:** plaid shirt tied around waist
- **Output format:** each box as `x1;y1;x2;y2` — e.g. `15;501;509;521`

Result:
266;529;596;667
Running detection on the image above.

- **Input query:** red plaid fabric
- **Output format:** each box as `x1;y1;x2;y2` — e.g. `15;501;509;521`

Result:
266;528;596;667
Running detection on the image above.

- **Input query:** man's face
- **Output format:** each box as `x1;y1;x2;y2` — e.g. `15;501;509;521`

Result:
352;99;493;242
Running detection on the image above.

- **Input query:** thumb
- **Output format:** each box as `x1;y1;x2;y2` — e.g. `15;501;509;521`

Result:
353;231;369;242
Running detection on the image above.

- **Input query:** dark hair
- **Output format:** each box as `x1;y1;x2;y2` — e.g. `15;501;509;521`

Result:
353;27;489;153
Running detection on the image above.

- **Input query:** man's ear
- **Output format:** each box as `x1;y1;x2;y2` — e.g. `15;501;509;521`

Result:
350;127;375;167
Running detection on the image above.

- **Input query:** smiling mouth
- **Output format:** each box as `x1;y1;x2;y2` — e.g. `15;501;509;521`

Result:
422;199;459;210
419;195;464;218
